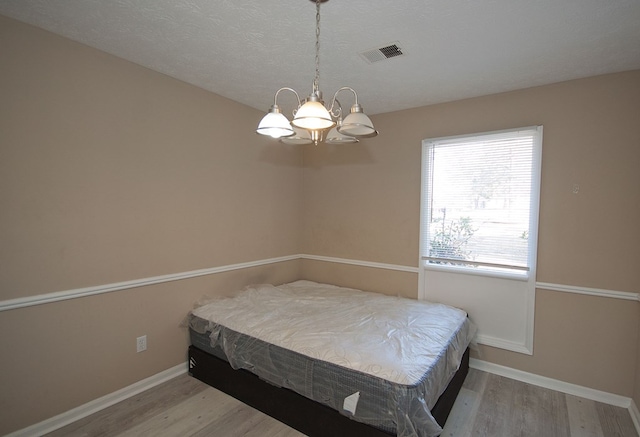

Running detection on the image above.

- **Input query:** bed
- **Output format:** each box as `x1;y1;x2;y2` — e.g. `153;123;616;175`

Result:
187;280;476;437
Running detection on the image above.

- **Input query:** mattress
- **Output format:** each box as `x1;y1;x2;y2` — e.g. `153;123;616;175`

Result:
188;280;476;437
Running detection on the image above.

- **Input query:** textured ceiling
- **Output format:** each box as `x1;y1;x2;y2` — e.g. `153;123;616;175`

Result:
1;0;640;115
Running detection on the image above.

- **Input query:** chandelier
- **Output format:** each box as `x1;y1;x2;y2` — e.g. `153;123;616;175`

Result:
256;0;378;145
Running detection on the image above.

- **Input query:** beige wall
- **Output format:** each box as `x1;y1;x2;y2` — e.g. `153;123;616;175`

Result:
2;13;640;434
0;16;302;434
302;71;640;397
301;259;418;299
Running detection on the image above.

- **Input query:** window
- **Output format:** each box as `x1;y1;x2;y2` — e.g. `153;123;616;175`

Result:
421;126;543;278
419;126;542;354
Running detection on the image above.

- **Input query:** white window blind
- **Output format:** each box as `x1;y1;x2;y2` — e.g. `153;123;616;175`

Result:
422;126;542;276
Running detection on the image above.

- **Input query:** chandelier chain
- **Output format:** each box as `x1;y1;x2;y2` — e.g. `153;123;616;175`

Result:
313;0;321;95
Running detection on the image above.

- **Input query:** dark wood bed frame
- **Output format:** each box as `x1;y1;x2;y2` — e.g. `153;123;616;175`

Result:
188;345;469;437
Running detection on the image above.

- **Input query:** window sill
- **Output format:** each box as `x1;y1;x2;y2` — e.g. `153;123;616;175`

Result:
422;263;530;282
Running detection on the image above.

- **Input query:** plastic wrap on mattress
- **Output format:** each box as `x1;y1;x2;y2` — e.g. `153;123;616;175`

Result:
189;280;476;437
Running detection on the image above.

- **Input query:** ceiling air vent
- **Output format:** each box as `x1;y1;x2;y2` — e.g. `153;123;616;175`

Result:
360;42;405;64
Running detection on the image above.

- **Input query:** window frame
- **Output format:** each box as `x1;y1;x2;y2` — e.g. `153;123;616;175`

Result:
418;126;543;355
420;126;543;281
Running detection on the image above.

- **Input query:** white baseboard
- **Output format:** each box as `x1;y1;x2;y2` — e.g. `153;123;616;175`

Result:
6;363;187;437
8;358;640;437
472;358;640;436
470;358;631;408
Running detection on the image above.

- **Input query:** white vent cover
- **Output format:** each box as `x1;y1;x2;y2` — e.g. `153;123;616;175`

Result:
360;42;405;64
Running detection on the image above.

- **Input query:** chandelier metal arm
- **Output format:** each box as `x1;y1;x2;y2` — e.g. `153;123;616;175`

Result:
328;99;343;120
329;86;358;114
272;87;302;110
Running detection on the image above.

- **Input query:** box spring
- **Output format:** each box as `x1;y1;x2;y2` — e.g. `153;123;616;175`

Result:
188;328;469;437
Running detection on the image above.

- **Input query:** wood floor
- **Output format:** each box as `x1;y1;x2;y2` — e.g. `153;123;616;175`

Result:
45;368;638;437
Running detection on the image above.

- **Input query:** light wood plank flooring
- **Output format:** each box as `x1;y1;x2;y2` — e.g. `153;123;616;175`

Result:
45;369;638;437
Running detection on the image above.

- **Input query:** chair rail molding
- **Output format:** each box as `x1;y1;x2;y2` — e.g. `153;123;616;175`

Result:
536;282;639;301
0;255;300;312
1;255;637;311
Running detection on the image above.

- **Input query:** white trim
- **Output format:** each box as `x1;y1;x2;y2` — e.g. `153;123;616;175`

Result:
9;356;640;437
630;399;640;436
0;255;300;312
475;334;532;355
301;254;419;273
422;261;529;282
536;282;639;301
525;126;543;356
6;363;187;437
423;125;543;145
2;256;637;313
418;138;432;301
418;126;542;357
470;358;632;409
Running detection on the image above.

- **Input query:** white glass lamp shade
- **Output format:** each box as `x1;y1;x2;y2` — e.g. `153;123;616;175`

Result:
256;110;295;138
338;106;378;138
326;124;358;144
280;127;314;145
292;100;336;130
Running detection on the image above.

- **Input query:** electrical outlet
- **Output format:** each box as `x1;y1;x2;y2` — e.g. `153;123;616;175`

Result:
136;335;147;353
